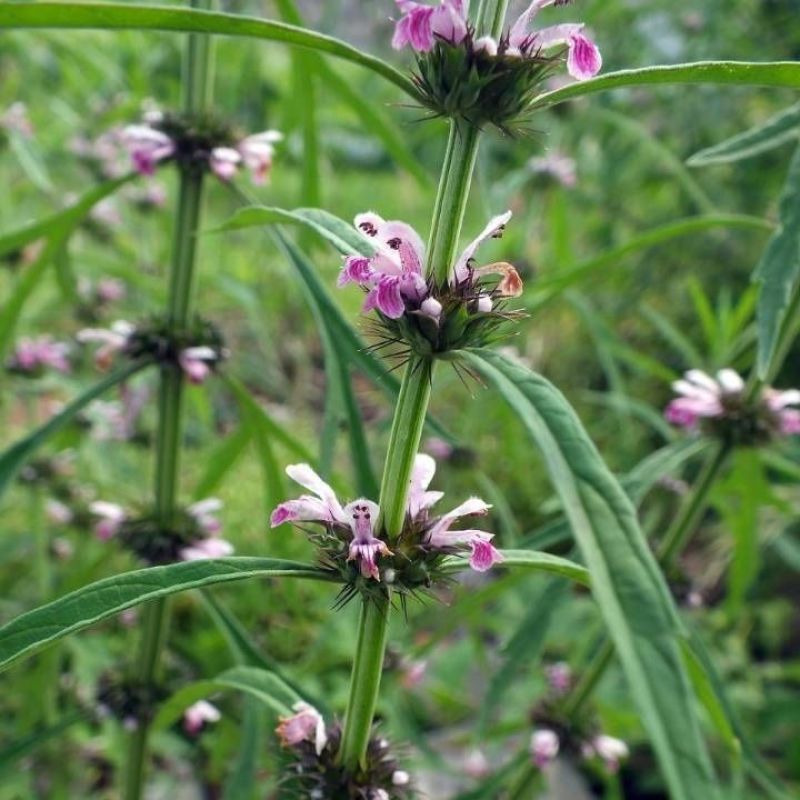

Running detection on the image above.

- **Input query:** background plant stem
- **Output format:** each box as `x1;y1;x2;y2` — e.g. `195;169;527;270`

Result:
122;2;211;797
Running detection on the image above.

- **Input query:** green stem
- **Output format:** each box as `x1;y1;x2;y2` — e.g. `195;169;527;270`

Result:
376;357;433;539
339;13;495;762
656;442;730;565
427;121;480;285
474;0;510;37
123;3;211;797
339;594;391;770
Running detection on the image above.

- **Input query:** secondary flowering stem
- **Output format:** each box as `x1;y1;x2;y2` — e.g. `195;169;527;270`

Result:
123;3;211;798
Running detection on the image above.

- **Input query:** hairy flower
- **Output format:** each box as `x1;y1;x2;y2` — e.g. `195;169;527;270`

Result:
392;0;468;52
179;498;234;561
666;368;800;444
90;501;127;541
77;320;136;370
271;454;502;587
122;124;176;176
338;210;521;354
183;700;221;735
6;336;71;376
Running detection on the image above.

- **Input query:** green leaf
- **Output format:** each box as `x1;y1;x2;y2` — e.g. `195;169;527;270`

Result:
216;205;374;256
0;174;132;258
441;548;590;585
273;230;378;496
0;359;152;502
223;704;264;800
754;143;800;377
192;425;251;500
460;348;719;800
0;2;417;98
0;558;335;672
0;175;134;357
531;62;800;111
683;630;794;800
154;665;302;730
688;102;800;166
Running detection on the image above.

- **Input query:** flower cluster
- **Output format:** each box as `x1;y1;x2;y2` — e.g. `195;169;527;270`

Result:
276;703;413;799
90;498;233;564
121;109;281;183
338;211;523;357
394;1;601;130
665;368;800;446
77;317;227;384
5;336;71;377
271;454;503;600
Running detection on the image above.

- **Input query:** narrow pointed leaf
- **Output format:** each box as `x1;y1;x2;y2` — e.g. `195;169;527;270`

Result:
0;2;417;98
531;62;800;111
755;143;800;377
0;359;153;501
154;665;302;730
0;559;336;672
688;102;800;166
460;348;718;800
441;549;589;585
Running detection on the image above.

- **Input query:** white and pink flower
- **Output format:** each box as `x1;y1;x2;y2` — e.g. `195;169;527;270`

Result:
270;454;502;579
210;130;282;184
530;728;560;769
183;700;221;735
180;498;234;561
6;336;71;375
122;124;176;176
392;0;602;81
89;501;127;541
583;734;629;773
276;702;328;755
665;368;800;436
76;320;135;370
338;210;517;319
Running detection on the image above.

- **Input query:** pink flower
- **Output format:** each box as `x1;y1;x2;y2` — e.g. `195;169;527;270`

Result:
180;498;235;561
276;702;328;755
530;728;560;769
178;346;219;385
6;336;71;375
507;1;602;80
528;151;577;187
545;661;572;695
338;210;514;319
46;499;74;526
271;455;503;577
76;320;135;370
183;700;221;735
122;124;175;175
210;130;282;184
584;734;629;773
89;501;127;541
392;0;468;52
1;102;33;137
763;387;800;434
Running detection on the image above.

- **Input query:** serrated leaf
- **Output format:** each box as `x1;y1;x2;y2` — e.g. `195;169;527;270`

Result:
688;102;800;166
0;2;417;98
460;348;719;800
0;359;152;501
0;559;335;672
754;143;800;377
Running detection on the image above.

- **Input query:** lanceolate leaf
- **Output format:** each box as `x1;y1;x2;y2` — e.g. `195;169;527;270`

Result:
154;665;302;730
217;206;374;256
460;348;718;800
0;559;336;672
0;359;153;501
530;61;800;110
441;549;590;586
0;3;416;98
688;102;800;166
754;143;800;378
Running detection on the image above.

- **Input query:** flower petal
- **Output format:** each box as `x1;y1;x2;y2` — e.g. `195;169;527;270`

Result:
452;211;513;285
